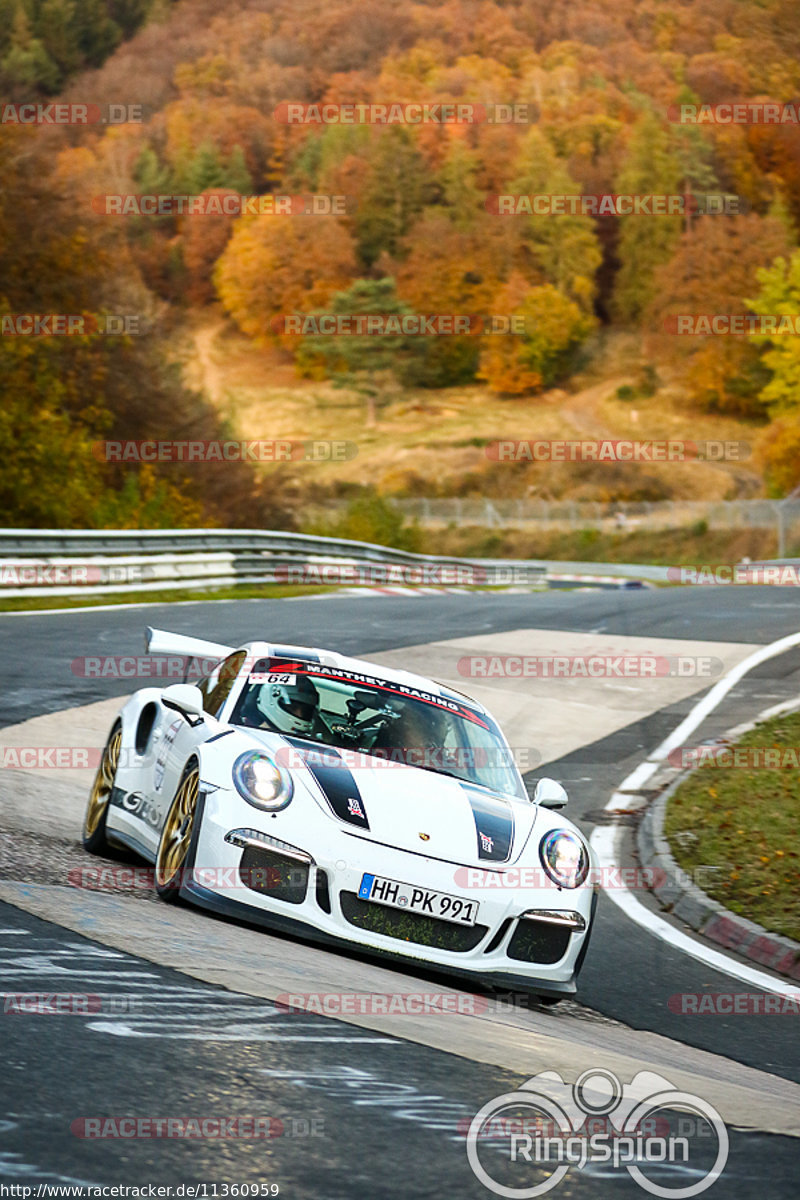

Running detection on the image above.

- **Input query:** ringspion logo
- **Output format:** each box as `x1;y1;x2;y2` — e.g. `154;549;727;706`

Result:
467;1069;728;1197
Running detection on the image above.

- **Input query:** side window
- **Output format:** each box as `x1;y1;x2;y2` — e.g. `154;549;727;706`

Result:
203;651;247;718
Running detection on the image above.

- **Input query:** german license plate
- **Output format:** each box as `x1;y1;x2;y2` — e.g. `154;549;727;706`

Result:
358;873;479;925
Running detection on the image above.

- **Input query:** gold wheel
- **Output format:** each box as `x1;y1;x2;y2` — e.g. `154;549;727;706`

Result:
155;765;199;893
83;726;121;846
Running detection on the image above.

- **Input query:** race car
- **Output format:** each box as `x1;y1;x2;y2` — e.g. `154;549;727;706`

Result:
82;627;597;999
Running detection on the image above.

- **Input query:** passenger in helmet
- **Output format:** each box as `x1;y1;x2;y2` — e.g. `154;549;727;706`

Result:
256;673;328;739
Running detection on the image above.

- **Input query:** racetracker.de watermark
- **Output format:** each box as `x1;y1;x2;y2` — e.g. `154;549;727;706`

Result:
275;991;488;1016
456;654;723;678
273;744;542;770
67;864;311;895
2;993;142;1014
1;102;143;124
668;744;800;769
70;655;220;679
274;101;532;124
1;564;142;587
271;314;526;336
668;992;800;1015
486;193;744;215
271;563;542;586
668;564;800;585
452;865;667;890
486;439;748;462
669;101;800;124
663;314;800;335
92;193;352;216
1;314;143;337
2;747;104;770
92;440;357;462
70;1117;288;1140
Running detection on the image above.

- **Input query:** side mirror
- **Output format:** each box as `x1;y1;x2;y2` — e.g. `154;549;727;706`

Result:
534;778;568;809
162;683;205;724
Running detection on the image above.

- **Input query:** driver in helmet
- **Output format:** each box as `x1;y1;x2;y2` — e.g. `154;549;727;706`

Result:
385;700;452;766
256;673;328;740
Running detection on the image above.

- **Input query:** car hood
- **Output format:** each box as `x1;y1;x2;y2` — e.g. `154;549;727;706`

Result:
263;734;539;866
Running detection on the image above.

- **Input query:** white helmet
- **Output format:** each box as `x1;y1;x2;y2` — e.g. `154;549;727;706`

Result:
257;674;321;736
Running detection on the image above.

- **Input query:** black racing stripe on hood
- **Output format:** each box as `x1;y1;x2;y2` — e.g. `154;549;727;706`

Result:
462;788;514;861
285;737;369;830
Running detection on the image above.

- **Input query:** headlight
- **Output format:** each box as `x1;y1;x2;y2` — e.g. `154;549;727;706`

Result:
232;751;293;812
539;829;589;889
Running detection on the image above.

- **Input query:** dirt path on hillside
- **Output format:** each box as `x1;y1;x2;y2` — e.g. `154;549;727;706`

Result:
560;377;762;492
560;378;631;439
186;319;763;495
192;319;227;408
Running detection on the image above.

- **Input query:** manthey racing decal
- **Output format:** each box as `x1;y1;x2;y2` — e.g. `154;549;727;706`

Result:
270;661;490;726
285;738;370;830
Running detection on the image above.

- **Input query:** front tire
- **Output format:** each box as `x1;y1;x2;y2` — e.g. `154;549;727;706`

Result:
82;724;122;855
536;994;564;1008
155;760;200;902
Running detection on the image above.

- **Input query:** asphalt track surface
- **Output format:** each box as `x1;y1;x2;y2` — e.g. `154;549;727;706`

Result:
1;587;799;1196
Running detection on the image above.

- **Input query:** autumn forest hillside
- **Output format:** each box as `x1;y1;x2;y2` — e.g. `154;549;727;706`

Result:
3;0;800;530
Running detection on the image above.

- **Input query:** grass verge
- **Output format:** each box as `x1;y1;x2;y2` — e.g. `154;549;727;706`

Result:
0;582;340;613
415;524;784;565
664;709;800;942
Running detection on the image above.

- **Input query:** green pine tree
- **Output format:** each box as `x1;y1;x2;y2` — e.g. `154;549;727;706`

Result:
354;129;433;267
108;0;153;39
68;0;121;69
612;112;684;322
182;141;227;193
437;139;483;230
225;145;252;195
34;0;80;80
1;7;60;93
510;128;602;311
296;277;426;426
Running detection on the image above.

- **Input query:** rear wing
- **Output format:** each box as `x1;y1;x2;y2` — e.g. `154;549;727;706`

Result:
145;626;233;662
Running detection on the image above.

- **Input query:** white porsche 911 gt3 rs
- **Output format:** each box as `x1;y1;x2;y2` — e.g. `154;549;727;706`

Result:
82;627;597;1000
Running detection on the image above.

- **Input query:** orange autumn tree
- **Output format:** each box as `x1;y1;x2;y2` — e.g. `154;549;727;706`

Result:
214;213;358;344
478;274;595;395
393;212;512;385
647;211;793;415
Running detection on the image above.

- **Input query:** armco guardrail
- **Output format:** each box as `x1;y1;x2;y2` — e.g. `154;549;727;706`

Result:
0;528;669;599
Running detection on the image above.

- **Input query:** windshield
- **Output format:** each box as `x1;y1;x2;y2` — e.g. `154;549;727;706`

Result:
229;657;526;799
